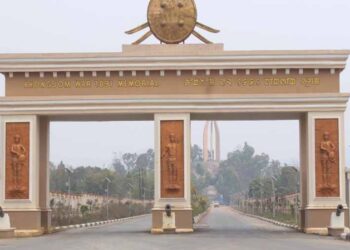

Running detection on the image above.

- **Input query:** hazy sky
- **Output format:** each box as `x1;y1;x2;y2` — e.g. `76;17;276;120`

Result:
0;0;349;168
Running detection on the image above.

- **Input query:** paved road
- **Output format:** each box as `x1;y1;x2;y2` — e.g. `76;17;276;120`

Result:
1;207;349;250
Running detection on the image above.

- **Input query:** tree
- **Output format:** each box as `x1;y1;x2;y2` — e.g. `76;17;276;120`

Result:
50;149;155;200
215;162;240;203
80;205;89;217
50;161;69;193
246;165;300;202
248;177;274;199
122;153;138;172
191;145;209;195
277;166;299;196
191;144;203;162
215;142;270;202
112;158;126;176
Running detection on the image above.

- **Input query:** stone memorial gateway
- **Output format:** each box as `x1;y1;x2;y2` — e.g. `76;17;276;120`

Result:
0;0;349;236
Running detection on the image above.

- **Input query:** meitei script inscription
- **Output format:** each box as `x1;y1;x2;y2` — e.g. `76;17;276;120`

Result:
23;77;320;89
184;77;320;87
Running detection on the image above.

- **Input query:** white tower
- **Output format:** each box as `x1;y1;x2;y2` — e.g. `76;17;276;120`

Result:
203;121;221;174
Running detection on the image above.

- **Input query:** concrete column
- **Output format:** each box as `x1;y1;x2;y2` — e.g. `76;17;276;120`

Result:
38;116;51;233
299;113;308;213
0;115;50;236
300;112;348;235
347;171;350;227
152;114;192;233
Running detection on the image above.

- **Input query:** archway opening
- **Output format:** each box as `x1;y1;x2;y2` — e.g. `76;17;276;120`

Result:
49;121;154;228
191;119;300;230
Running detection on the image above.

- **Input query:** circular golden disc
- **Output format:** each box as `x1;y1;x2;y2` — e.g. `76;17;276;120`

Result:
148;0;197;44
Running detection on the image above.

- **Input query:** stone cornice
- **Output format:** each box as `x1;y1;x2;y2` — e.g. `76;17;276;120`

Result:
0;93;348;116
0;45;348;73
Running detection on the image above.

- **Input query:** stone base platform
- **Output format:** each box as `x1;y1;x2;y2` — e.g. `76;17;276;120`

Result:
328;227;345;237
0;228;15;239
14;229;45;238
151;228;194;234
301;208;349;235
5;210;51;236
151;208;193;234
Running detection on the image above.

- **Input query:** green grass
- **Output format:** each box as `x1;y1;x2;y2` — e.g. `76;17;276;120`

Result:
236;207;298;226
260;212;298;226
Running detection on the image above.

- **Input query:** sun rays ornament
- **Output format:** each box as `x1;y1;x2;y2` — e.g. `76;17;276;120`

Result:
126;0;220;44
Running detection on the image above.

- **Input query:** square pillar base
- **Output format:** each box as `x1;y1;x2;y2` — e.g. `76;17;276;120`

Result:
0;228;15;239
6;210;51;236
328;227;345;237
151;208;193;234
300;208;349;235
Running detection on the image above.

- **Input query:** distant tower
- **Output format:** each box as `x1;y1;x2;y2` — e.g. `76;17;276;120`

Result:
203;121;221;175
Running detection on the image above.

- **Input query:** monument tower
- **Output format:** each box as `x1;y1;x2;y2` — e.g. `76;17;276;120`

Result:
203;121;221;175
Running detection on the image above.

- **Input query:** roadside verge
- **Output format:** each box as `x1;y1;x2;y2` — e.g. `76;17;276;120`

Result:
232;208;299;230
50;214;150;233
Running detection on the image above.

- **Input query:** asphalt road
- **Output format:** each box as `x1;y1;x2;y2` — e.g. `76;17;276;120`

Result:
0;206;349;250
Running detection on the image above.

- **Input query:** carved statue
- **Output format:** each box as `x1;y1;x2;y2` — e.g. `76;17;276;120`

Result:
162;133;180;190
10;134;26;191
320;131;336;188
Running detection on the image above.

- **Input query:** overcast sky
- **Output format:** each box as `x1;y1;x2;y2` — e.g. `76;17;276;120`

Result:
0;0;349;168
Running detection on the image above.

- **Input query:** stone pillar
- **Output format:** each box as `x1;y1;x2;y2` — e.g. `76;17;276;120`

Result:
347;171;350;227
152;114;192;233
300;112;348;235
38;117;51;233
0;115;51;236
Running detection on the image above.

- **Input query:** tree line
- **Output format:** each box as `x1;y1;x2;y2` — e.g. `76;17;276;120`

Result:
50;148;209;216
51;142;299;208
50;149;154;201
191;143;300;204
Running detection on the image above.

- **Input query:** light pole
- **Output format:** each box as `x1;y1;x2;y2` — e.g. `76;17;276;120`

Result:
142;187;152;212
259;169;265;215
261;168;277;218
290;166;300;225
64;167;72;225
127;183;134;216
270;175;277;218
105;177;111;220
259;178;263;215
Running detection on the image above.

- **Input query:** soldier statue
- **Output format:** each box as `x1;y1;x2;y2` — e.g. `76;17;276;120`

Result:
320;131;336;188
10;134;26;190
163;133;179;190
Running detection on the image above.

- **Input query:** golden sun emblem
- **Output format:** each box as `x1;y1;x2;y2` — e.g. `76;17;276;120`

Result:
126;0;219;44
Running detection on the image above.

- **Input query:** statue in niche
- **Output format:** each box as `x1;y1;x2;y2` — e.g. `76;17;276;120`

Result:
162;133;180;190
319;131;336;191
10;134;26;193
